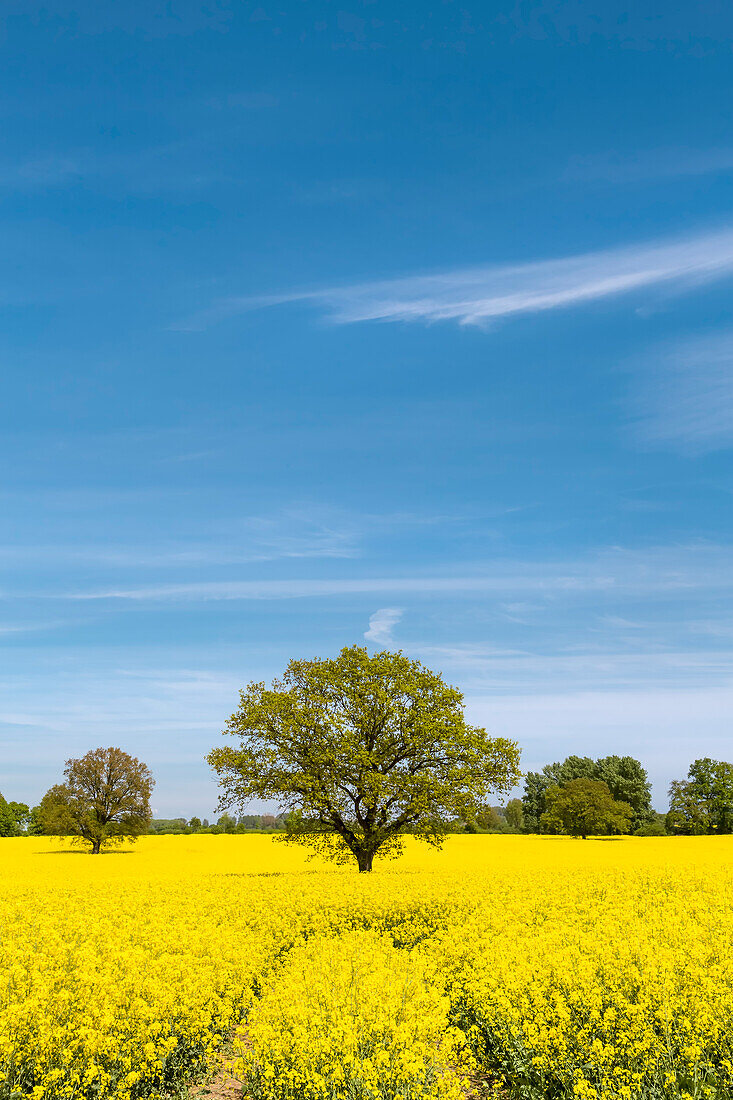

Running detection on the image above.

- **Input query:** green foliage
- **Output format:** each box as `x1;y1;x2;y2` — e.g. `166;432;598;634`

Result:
504;798;524;830
523;755;653;832
540;778;634;839
668;758;733;834
0;793;20;837
0;795;32;836
594;756;654;825
465;805;506;833
476;805;506;832
207;645;521;872
544;755;597;788
36;747;154;853
32;786;77;837
634;814;669;837
7;802;30;833
148;818;189;834
520;772;547;833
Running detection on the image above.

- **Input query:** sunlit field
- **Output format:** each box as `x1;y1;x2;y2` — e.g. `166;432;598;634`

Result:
1;836;732;1100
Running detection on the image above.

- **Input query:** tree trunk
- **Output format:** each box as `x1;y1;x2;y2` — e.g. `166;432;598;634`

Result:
91;838;101;854
357;850;374;873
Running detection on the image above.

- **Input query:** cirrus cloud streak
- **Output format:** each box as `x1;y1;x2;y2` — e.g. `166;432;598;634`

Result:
183;224;733;330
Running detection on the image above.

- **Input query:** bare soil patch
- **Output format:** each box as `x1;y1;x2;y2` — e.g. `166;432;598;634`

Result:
189;1062;242;1100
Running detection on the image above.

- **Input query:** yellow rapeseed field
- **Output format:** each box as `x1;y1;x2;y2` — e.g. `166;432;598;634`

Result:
1;835;732;1100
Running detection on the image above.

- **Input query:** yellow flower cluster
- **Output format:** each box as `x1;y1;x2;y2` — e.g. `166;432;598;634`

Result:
0;835;732;1100
237;930;471;1100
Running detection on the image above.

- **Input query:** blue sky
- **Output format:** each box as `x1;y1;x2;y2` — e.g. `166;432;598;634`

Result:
3;1;733;816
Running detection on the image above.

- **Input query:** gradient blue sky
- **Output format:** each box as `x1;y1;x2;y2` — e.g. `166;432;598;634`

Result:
3;1;733;816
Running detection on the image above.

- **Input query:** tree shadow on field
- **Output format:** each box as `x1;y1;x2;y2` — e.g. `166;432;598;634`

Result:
215;870;346;879
217;871;286;878
35;850;135;855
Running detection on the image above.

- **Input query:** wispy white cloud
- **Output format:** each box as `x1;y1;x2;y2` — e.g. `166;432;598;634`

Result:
183;224;733;330
0;543;354;568
411;645;733;690
564;147;733;185
632;330;733;452
47;543;733;601
0;508;360;568
364;607;403;644
0;621;63;636
63;577;551;601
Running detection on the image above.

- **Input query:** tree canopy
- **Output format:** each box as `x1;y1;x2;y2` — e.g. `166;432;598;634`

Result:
522;754;653;832
668;758;733;834
207;645;521;871
504;797;524;830
540;778;634;839
0;793;19;838
36;747;154;853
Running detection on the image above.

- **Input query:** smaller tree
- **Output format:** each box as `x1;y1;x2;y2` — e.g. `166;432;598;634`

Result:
541;778;634;839
188;817;202;831
37;747;154;853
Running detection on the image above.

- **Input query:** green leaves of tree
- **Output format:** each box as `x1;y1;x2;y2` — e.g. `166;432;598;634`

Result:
208;646;521;871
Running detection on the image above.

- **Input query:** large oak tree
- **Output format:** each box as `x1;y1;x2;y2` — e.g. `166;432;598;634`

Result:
207;646;521;872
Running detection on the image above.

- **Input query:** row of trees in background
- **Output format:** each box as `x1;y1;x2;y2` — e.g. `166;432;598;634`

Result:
0;796;291;840
149;813;289;834
4;749;733;848
521;755;655;836
519;754;733;837
3;753;733;847
0;795;31;837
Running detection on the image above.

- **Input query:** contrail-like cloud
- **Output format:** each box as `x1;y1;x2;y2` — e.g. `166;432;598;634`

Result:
364;607;403;644
182;225;733;330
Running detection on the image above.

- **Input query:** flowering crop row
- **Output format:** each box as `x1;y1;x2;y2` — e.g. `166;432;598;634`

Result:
0;835;732;1100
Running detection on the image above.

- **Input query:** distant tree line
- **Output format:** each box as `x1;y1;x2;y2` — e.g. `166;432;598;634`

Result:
5;752;733;847
520;754;733;838
148;813;290;834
